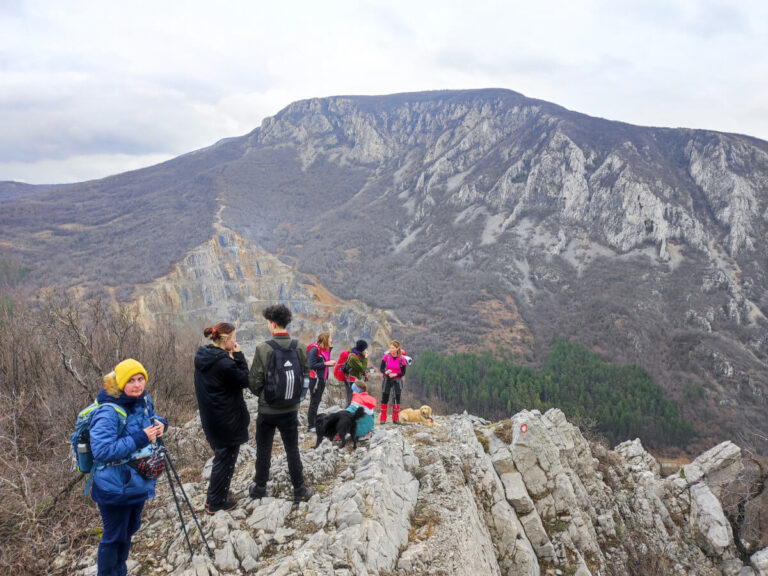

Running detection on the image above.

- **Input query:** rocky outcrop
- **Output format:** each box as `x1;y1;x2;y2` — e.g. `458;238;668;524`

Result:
131;223;393;356
65;405;766;575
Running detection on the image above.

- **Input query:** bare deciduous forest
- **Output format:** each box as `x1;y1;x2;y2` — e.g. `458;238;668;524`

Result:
0;291;199;575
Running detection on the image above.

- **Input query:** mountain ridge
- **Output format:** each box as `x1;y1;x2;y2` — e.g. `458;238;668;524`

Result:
1;88;766;453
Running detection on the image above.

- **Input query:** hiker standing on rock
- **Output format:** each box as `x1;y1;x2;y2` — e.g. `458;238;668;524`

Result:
333;339;370;406
307;331;336;432
194;322;250;515
247;304;314;503
380;340;407;424
89;359;166;576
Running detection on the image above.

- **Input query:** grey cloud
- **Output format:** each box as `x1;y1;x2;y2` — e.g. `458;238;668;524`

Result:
0;87;222;163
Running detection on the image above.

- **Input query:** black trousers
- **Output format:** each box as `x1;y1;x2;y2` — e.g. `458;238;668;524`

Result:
207;444;240;506
381;378;402;404
344;381;354;407
307;377;325;429
254;411;304;491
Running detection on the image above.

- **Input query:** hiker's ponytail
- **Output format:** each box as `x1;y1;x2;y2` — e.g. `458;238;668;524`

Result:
203;322;235;343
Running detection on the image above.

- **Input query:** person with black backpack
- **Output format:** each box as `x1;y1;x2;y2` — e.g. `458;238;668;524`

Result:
247;304;313;504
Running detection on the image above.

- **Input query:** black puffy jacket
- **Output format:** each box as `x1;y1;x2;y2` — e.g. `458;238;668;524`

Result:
194;345;250;448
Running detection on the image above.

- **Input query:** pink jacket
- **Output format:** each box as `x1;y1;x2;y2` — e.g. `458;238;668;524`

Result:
382;353;406;378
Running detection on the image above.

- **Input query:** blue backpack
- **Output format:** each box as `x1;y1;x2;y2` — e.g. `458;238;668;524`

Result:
71;400;127;475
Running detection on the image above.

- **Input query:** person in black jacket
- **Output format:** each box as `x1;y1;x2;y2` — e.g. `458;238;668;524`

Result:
306;332;336;431
194;322;250;514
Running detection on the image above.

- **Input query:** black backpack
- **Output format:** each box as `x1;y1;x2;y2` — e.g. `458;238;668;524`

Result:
264;340;304;407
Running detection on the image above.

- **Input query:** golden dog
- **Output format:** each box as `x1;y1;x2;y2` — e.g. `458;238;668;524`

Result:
398;405;437;426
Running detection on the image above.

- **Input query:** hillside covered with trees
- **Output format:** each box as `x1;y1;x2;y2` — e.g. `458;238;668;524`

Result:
409;339;694;449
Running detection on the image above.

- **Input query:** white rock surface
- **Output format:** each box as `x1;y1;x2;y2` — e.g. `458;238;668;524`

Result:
71;406;751;576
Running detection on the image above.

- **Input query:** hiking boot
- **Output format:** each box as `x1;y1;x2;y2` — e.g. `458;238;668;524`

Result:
293;484;314;504
249;483;267;499
205;499;237;515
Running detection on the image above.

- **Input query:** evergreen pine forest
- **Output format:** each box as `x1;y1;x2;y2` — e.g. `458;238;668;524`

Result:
409;339;694;448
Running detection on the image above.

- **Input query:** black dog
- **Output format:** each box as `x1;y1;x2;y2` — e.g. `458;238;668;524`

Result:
314;407;366;450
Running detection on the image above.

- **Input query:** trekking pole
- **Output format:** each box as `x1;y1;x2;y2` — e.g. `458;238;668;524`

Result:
160;448;195;561
156;438;214;558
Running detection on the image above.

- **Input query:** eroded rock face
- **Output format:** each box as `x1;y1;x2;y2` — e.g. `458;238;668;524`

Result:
69;405;761;575
682;441;744;500
132;224;393;356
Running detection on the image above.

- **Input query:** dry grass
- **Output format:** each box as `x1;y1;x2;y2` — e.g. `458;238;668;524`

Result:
474;430;490;453
494;420;515;444
408;506;441;543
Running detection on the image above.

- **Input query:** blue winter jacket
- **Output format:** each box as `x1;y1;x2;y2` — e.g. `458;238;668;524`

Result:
89;389;166;505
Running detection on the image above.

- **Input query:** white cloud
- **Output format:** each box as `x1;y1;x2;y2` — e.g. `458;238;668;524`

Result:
1;0;767;184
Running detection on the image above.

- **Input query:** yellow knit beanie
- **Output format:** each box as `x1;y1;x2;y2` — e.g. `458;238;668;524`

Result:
114;358;148;390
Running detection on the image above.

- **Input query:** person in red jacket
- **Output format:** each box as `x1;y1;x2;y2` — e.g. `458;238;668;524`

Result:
334;339;369;406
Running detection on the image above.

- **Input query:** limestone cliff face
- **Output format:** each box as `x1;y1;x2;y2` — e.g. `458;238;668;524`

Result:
255;91;768;263
132;224;392;356
231;90;768;451
67;405;767;576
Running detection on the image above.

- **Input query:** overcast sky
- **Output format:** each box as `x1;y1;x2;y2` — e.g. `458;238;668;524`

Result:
2;0;767;184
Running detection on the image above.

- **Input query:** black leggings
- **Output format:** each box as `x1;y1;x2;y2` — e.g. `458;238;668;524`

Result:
381;378;402;404
307;377;325;428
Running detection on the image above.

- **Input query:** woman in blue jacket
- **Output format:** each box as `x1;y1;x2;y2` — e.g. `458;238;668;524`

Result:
89;358;166;576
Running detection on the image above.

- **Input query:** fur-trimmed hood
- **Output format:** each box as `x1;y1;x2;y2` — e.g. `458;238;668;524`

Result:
102;371;123;398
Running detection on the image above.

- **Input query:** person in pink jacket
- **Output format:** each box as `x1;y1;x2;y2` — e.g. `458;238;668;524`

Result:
379;340;407;424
